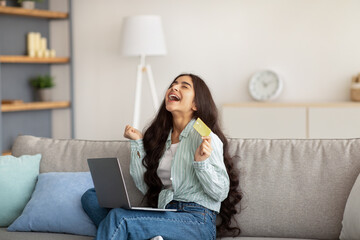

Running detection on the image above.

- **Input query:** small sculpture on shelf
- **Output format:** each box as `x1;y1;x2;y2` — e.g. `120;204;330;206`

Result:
351;73;360;102
27;32;56;58
29;74;55;102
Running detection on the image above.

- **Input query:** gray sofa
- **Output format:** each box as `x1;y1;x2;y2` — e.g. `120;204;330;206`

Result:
1;135;360;240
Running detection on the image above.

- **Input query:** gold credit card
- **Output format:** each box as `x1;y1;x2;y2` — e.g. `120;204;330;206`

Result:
193;118;211;137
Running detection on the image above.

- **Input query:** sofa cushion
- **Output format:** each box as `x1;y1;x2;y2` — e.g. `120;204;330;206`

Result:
227;138;360;239
0;228;313;240
0;154;41;227
219;238;315;240
11;135;144;207
0;227;92;240
8;172;96;236
339;172;360;239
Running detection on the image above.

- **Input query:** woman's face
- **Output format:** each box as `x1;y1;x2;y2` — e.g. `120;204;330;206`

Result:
165;76;197;116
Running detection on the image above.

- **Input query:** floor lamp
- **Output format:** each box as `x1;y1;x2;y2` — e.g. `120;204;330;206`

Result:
121;15;167;129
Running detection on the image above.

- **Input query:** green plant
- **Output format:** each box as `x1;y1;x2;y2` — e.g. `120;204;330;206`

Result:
30;75;55;89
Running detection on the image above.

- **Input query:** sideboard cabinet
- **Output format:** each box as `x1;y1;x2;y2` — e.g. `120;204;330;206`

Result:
222;102;360;139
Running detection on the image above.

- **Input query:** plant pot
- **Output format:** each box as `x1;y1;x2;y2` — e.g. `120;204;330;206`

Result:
21;1;35;9
36;89;52;102
0;1;6;7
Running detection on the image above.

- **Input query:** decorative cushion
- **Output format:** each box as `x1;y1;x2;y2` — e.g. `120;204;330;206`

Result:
8;172;96;236
12;135;144;207
0;154;41;227
340;172;360;240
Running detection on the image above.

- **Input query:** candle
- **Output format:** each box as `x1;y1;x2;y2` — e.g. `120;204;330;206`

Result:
50;49;56;58
27;32;35;56
36;49;44;58
40;38;47;51
44;50;50;58
28;49;35;58
34;33;41;55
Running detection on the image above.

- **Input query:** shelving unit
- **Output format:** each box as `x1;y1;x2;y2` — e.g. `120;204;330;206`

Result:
0;1;73;154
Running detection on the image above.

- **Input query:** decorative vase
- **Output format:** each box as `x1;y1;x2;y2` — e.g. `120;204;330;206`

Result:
0;0;6;7
36;89;52;102
21;1;35;9
351;74;360;102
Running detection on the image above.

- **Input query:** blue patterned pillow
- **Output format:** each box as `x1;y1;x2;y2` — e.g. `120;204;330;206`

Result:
8;172;96;236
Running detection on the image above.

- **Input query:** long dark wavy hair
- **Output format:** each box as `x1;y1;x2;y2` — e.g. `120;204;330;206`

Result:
141;73;242;236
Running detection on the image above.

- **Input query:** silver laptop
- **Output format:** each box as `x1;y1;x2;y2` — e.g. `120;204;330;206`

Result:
87;157;176;212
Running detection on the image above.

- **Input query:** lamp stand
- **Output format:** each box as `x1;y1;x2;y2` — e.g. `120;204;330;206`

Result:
133;55;159;129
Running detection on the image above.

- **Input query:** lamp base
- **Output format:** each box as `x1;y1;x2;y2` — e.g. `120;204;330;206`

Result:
132;62;159;129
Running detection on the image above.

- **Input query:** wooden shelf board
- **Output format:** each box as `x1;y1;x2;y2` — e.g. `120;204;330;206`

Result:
0;6;68;19
0;56;69;64
1;101;70;112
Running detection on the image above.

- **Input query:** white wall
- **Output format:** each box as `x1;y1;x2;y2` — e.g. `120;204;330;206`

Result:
72;0;360;140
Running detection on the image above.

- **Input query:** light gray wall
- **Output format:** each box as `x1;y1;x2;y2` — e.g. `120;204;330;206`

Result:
49;0;72;139
72;0;360;140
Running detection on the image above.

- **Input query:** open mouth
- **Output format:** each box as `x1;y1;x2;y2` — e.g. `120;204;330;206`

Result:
168;94;180;101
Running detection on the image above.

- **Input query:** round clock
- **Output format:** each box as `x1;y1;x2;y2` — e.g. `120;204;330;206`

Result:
248;70;283;101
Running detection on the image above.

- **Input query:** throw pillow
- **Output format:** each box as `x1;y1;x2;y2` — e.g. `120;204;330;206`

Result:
8;172;97;236
0;154;41;227
339;172;360;240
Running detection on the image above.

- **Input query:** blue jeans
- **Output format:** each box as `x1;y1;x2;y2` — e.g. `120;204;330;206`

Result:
81;188;217;240
81;188;111;227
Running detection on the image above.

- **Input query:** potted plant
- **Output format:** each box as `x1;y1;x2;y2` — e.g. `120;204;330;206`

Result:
30;74;55;102
17;0;43;9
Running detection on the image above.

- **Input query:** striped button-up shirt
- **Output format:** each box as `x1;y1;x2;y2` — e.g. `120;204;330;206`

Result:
130;119;230;213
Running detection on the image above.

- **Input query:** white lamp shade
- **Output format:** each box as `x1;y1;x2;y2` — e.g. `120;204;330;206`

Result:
121;15;167;56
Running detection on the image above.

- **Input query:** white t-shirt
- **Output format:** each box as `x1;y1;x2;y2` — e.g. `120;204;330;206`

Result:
157;142;179;189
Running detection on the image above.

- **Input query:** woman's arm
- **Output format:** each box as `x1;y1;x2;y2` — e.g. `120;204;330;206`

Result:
129;140;148;195
193;133;230;202
124;125;148;195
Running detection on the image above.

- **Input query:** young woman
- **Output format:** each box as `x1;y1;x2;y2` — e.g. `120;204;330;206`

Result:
82;73;241;239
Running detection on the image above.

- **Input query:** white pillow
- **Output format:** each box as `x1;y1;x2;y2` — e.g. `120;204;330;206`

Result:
340;172;360;240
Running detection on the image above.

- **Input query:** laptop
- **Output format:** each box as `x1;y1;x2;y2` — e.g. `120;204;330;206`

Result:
87;157;176;212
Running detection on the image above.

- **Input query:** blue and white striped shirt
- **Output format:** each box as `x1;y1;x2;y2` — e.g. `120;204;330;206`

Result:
130;119;230;213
